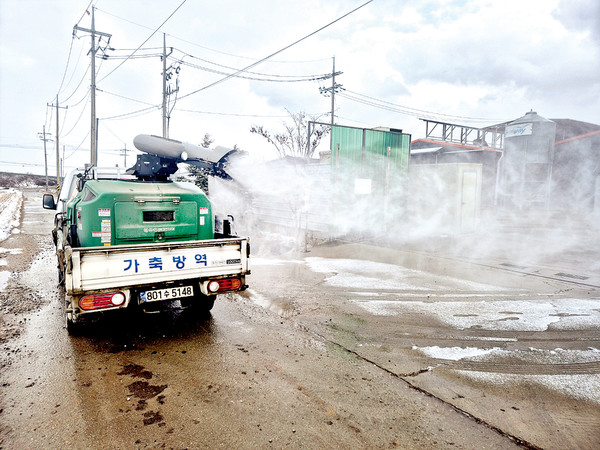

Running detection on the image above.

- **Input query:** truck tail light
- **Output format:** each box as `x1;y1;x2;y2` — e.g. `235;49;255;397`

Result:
207;278;242;293
80;292;126;310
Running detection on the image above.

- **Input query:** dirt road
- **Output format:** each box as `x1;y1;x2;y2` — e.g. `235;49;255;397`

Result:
1;189;599;449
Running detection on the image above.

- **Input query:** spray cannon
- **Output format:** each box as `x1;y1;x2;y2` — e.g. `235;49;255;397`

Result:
129;134;238;181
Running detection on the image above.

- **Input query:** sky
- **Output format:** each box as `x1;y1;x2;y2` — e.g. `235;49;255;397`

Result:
1;0;599;176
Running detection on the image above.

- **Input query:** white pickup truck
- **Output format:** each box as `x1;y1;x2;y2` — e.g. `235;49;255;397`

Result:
43;161;250;334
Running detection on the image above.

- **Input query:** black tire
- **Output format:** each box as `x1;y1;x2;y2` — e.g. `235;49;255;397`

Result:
66;311;82;336
182;294;215;312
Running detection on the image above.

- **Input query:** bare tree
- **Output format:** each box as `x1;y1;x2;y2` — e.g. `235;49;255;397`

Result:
250;109;330;158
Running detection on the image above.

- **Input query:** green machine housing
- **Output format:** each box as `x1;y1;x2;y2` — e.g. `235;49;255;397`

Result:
67;180;214;247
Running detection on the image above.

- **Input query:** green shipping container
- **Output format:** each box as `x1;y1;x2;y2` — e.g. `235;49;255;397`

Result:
68;180;213;247
329;125;411;235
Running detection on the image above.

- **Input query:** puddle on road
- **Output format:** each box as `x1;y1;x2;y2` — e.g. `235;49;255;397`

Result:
305;257;511;293
16;246;58;298
244;288;297;318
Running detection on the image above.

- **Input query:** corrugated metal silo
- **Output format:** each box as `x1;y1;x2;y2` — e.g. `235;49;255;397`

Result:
500;111;556;209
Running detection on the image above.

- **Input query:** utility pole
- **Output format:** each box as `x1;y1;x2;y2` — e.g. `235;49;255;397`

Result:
74;6;111;167
162;34;168;138
38;125;53;189
119;143;130;167
161;33;176;138
47;96;67;189
330;56;336;127
319;57;343;126
319;56;343;148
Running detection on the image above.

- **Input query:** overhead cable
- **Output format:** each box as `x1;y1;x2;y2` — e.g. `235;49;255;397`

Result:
171;49;333;80
338;90;503;124
177;0;373;101
177;59;332;82
98;0;188;83
96;7;331;64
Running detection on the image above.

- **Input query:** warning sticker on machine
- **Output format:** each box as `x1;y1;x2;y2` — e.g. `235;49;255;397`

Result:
100;219;111;243
199;207;209;215
98;208;111;217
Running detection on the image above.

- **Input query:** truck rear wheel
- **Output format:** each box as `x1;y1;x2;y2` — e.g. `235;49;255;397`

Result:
182;294;215;312
66;311;82;335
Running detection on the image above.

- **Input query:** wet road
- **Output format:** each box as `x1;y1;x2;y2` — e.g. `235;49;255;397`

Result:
1;190;599;449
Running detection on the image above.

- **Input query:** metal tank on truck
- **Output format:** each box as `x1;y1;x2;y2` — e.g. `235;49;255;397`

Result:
43;134;250;334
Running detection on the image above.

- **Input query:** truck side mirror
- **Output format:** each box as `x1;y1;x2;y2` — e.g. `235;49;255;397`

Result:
42;193;57;210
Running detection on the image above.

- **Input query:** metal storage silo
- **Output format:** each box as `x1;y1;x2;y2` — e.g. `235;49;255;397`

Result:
500;111;556;210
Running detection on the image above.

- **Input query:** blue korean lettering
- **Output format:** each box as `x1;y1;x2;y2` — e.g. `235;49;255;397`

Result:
173;255;186;269
149;256;163;270
195;254;207;266
124;259;140;273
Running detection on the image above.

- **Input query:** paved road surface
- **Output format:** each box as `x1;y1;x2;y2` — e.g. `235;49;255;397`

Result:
1;189;599;449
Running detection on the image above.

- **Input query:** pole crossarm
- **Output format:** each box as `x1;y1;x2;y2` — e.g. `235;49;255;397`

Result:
73;25;112;39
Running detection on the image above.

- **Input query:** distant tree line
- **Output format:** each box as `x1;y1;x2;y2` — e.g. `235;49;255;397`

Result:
0;172;57;188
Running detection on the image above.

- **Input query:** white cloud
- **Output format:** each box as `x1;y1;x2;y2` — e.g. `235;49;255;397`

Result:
1;0;599;175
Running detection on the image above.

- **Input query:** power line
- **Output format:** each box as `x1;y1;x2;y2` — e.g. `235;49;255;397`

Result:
50;0;95;106
176;58;333;83
81;2;373;127
100;105;159;121
170;48;333;80
75;0;96;27
95;2;374;124
64;132;91;160
55;35;76;98
99;89;156;106
176;108;295;118
337;89;503;124
177;0;373;102
98;0;188;83
61;93;90;138
96;7;331;64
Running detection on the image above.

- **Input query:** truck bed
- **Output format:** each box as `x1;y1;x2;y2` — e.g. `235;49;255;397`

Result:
65;237;250;294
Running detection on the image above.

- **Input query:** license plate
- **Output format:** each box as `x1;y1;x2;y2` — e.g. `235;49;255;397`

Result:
140;285;194;303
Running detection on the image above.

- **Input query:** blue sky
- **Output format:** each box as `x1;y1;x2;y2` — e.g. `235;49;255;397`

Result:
1;0;599;175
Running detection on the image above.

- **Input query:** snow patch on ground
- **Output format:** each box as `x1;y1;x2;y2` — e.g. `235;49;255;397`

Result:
414;346;600;364
354;299;600;331
0;271;11;291
305;257;509;292
0;189;22;242
414;345;501;360
457;371;600;404
0;247;23;255
415;346;600;403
